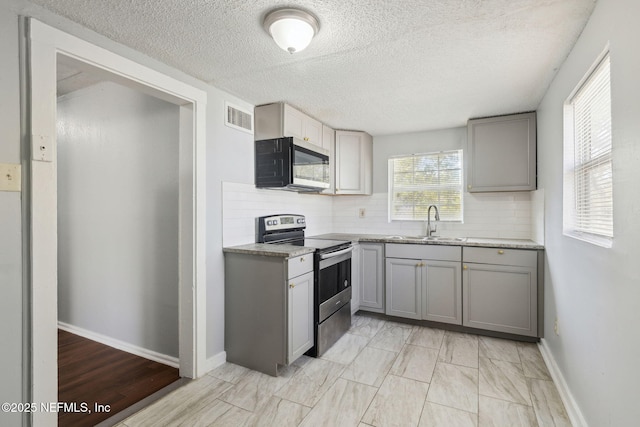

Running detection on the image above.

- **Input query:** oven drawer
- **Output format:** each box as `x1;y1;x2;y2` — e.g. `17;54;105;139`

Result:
288;253;314;279
319;287;351;323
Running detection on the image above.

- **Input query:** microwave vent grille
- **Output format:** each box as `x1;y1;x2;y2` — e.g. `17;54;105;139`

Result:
225;102;254;134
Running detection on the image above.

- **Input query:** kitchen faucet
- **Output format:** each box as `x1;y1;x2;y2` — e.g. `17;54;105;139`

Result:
426;205;440;237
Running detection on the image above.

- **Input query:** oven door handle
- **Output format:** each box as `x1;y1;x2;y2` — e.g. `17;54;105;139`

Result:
319;247;353;260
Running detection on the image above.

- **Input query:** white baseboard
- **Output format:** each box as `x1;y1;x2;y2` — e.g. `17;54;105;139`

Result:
203;351;227;374
58;321;179;368
538;338;588;427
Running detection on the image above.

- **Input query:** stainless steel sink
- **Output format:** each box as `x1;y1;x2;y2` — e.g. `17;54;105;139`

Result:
423;236;466;242
386;235;466;242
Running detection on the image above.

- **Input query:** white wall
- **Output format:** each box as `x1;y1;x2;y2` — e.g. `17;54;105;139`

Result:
333;127;534;240
204;88;255;357
0;7;25;427
57;81;180;357
537;0;640;425
0;2;253;411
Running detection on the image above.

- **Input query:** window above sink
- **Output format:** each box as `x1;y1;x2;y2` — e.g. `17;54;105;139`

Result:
388;150;463;222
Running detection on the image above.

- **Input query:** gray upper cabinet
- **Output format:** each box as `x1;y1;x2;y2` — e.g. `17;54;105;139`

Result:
335;130;373;195
322;124;336;195
467;112;537;192
254;102;322;146
283;104;322;146
359;243;385;313
462;247;538;337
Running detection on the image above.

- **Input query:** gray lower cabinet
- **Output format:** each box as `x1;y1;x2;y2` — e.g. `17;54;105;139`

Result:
350;243;360;313
359;243;385;313
463;247;538;337
224;252;314;376
422;260;462;324
288;270;314;362
385;244;462;324
385;257;422;319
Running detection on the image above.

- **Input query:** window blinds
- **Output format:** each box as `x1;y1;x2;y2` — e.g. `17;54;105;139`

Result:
564;53;613;245
389;150;463;221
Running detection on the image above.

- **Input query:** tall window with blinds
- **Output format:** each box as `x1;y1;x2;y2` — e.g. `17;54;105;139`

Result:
563;52;613;247
388;150;463;221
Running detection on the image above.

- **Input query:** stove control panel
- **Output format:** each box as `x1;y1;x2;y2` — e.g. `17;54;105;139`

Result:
256;214;306;242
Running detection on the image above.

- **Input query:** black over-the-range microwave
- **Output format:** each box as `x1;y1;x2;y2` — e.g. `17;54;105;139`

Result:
255;137;330;192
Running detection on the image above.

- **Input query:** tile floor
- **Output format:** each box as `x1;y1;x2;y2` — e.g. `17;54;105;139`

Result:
118;313;571;427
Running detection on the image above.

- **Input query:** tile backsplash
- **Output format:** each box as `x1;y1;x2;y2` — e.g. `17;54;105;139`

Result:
332;192;533;239
222;182;333;246
222;182;539;245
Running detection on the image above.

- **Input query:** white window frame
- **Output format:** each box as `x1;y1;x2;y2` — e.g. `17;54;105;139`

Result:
563;49;613;248
388;150;463;222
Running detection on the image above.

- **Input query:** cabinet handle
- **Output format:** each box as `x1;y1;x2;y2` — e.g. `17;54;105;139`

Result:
304;137;309;141
300;257;305;262
289;283;295;288
467;185;472;189
463;265;468;270
498;250;504;255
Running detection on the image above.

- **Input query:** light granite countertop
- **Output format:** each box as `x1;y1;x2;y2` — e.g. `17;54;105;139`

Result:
308;233;544;250
223;233;544;257
222;243;315;258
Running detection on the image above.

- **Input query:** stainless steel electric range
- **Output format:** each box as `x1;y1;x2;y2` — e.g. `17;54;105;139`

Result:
256;214;352;356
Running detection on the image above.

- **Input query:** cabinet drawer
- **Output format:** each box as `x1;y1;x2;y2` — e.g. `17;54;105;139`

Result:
386;243;461;262
288;254;314;278
463;247;537;267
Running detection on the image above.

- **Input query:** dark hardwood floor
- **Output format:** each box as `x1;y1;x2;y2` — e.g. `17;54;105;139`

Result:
58;329;180;427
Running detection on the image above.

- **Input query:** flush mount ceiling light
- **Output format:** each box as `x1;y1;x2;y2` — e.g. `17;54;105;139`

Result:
263;8;319;54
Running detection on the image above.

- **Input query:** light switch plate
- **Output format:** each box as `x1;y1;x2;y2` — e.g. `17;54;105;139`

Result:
0;163;21;192
32;134;53;162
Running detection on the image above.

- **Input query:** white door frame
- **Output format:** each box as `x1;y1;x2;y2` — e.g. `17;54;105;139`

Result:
28;19;207;426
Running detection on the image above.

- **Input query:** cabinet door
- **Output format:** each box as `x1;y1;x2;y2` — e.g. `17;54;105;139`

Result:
467;112;536;192
350;243;361;314
283;104;322;146
304;117;323;146
385;258;422;319
463;263;537;336
322;125;336;194
283;104;306;141
423;260;462;325
335;130;372;195
288;271;314;362
359;244;384;313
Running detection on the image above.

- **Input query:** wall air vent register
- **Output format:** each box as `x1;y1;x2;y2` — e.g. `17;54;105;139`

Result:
225;101;254;134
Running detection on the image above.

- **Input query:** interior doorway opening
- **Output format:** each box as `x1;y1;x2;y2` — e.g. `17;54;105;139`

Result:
28;19;207;426
55;57;183;424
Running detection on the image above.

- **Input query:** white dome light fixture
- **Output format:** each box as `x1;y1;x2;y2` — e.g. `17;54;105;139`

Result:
263;8;319;54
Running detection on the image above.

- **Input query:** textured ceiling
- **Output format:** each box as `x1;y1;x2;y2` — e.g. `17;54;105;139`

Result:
33;0;596;135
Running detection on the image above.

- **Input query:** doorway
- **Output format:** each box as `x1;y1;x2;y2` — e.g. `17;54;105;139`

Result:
28;19;207;426
55;62;182;424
